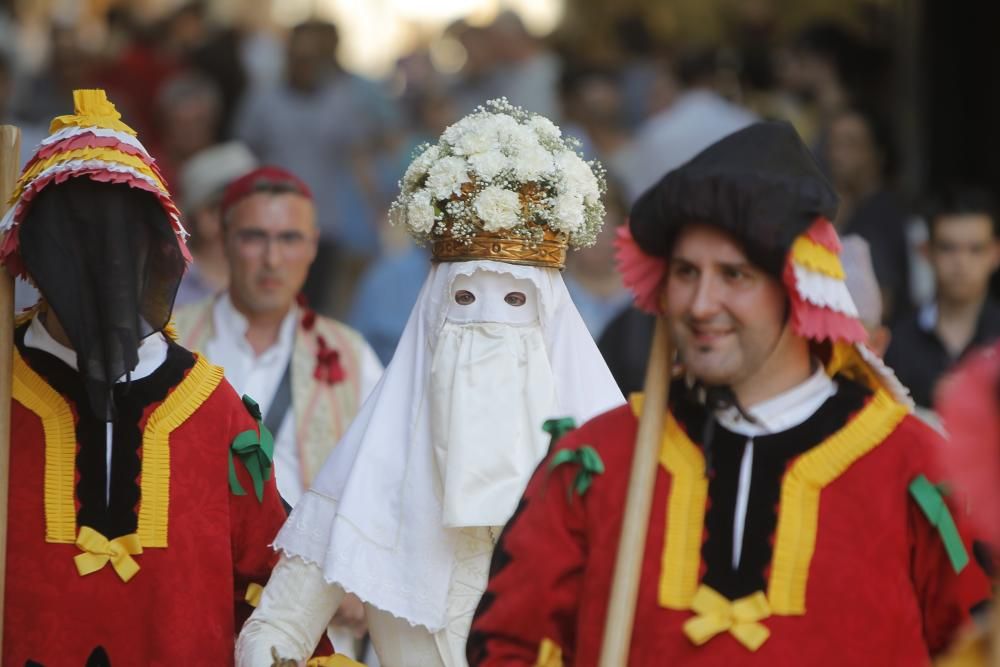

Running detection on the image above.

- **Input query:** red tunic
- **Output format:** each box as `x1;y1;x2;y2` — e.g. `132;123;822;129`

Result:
468;381;990;666
3;334;287;666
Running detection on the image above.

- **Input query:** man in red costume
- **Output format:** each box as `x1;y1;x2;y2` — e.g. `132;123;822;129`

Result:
0;89;286;665
467;122;991;666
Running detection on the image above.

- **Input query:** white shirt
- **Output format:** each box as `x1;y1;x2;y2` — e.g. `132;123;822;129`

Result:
205;294;302;505
712;366;837;568
203;294;384;507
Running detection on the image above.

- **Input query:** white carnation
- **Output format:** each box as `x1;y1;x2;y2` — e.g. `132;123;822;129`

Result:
454;124;497;156
425;155;470;199
550;192;586;234
555;150;600;204
508;125;554;181
405;189;436;234
402;145;440;190
468;149;509;182
528;115;561;141
490;113;522;144
441;114;479;148
473;185;522;232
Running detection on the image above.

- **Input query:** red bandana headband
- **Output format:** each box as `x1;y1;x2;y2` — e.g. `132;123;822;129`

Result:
219;166;313;221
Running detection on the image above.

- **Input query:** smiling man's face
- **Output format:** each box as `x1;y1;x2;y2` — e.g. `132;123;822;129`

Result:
665;224;791;391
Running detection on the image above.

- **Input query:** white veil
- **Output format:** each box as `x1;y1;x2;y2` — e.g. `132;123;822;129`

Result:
274;259;624;631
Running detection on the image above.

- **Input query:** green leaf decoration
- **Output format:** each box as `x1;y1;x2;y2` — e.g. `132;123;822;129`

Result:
909;474;969;573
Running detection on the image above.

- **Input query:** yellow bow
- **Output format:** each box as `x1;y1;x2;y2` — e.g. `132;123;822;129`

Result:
74;526;142;583
682;585;771;651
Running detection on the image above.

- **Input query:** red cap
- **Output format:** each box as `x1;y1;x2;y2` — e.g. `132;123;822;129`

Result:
219;165;313;220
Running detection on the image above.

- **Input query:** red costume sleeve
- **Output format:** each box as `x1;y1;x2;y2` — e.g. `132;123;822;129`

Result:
467;426;594;666
899;417;992;655
224;383;287;631
908;473;992;655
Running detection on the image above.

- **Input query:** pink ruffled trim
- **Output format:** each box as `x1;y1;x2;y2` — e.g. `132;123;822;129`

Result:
614;224;667;314
783;262;867;343
804;217;841;254
2;167;189;277
28;134;155;169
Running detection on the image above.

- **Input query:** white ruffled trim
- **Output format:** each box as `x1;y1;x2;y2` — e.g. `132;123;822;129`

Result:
0;206;15;233
12;159;188;238
273;490;452;632
855;341;914;409
39;125;149;154
793;263;859;317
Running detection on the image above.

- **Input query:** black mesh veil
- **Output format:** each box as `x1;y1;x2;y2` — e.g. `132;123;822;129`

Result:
19;178;186;420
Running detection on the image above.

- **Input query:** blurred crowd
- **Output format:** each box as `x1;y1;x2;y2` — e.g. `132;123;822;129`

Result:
1;0;997;418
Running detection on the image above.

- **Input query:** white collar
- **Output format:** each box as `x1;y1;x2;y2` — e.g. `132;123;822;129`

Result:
213;292;299;359
716;365;837;437
24;314;168;382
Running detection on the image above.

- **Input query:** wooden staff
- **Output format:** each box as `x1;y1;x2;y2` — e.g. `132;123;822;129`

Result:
598;315;672;666
0;124;21;660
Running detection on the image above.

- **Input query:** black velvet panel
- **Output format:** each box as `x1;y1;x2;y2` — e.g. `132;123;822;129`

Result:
15;324;194;540
671;377;870;600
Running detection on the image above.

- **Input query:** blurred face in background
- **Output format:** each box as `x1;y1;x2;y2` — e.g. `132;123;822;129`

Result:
929;214;1000;306
287;23;339;91
224;192;319;316
827;111;881;194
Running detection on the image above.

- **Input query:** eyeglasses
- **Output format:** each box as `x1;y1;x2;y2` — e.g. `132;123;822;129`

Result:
232;228;313;258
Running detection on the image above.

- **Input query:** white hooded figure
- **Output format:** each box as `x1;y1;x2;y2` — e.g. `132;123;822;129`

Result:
236;100;625;667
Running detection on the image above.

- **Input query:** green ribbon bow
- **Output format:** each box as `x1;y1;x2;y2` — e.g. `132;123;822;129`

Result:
542;417;577;444
548;445;605;501
229;395;275;502
908;474;969;573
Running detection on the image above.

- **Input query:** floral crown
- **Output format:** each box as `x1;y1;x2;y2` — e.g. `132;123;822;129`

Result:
390;98;607;270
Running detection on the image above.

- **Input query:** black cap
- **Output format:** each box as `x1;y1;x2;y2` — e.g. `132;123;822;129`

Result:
628;121;838;278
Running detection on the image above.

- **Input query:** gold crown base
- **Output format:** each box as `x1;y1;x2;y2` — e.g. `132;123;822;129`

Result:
432;236;567;270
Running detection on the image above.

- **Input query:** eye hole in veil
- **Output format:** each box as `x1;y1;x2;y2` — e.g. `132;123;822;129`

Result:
454;290;476;305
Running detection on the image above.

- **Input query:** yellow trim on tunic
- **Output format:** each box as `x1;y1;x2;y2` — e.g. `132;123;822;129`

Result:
15;344;223;549
13;348;77;543
631;387;907;621
138;355;223;547
767;389;907;613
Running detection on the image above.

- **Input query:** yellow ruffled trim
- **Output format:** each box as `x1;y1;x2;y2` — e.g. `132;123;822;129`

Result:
14;146;165;202
161;321;179;342
767;389;907;614
13;348;77;543
49;89;137;136
138;355;223;547
535;638;564;667
633;387;907;621
791;236;845;279
630;394;707;610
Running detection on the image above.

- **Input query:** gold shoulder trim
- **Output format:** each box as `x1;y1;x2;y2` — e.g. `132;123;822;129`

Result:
137;354;224;547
